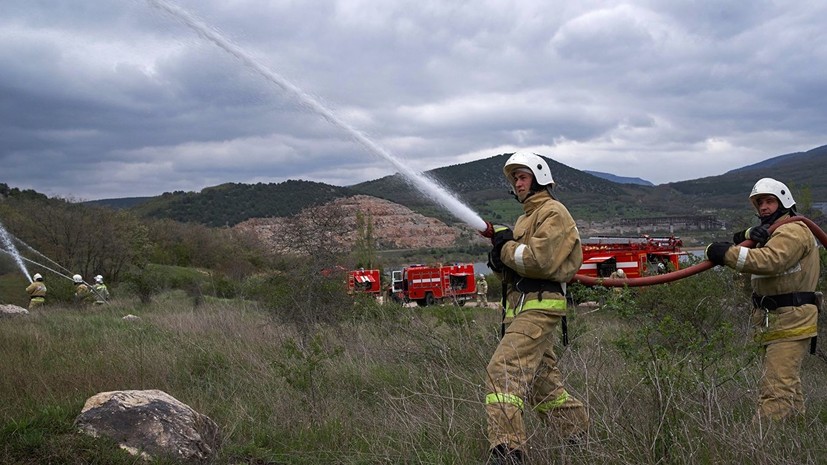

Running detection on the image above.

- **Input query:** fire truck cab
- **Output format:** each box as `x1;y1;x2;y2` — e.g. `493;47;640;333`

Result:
579;235;685;279
389;263;477;307
347;269;381;296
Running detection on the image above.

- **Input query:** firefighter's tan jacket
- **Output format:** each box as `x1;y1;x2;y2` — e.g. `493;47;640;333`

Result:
75;283;93;303
722;215;819;344
496;191;582;318
26;281;47;298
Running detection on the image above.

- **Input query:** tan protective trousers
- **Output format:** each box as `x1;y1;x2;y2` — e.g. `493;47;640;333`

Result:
485;310;588;451
756;338;809;421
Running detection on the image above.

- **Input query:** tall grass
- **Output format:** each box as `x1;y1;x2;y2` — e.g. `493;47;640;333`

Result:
2;271;827;464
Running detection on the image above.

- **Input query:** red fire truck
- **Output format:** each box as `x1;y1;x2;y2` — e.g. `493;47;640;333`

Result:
347;269;382;296
579;235;686;278
389;263;477;307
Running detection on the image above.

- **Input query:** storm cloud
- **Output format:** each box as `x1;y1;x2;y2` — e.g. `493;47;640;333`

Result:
2;0;826;200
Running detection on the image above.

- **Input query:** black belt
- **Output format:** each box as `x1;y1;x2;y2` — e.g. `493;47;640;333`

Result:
30;296;45;300
752;292;817;311
513;277;563;296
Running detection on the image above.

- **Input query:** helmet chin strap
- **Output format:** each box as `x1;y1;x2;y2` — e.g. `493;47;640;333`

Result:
759;207;792;225
510;189;536;203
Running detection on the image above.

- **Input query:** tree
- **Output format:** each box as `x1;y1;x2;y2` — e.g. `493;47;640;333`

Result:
0;197;150;282
353;211;376;268
281;203;350;268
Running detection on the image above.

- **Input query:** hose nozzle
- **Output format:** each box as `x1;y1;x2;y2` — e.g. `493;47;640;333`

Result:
480;221;494;239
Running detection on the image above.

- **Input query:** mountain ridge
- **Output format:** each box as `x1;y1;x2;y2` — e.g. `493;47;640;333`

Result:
79;144;827;227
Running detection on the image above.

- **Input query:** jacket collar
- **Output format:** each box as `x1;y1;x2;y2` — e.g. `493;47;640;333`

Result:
522;190;552;215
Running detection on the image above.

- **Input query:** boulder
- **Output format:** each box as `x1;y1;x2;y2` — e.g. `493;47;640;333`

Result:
75;389;220;463
0;304;29;317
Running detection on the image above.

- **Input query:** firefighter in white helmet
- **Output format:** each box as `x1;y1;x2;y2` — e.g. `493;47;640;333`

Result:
92;275;110;305
73;274;93;306
484;151;587;463
706;178;819;421
26;273;47;309
476;273;489;307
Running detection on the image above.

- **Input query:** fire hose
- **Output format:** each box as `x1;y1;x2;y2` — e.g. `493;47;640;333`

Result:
481;216;827;288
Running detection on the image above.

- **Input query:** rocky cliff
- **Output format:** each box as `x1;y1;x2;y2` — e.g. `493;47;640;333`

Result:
235;195;482;252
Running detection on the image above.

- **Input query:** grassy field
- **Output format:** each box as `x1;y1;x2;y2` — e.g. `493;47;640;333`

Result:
2;270;827;464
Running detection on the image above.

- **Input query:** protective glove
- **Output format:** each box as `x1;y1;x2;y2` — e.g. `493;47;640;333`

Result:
745;224;770;244
705;242;732;266
490;224;514;247
487;248;505;273
488;225;514;273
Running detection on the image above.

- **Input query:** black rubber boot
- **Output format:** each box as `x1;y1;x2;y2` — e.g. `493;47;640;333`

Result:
489;444;524;465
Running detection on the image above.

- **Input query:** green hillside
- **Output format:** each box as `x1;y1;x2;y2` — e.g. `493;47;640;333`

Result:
126;180;356;226
79;145;827;228
351;154;685;223
352;147;826;226
668;145;827;209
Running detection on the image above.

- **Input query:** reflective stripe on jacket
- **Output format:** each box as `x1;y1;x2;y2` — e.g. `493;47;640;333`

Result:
497;191;582;317
26;282;47;298
723;216;819;344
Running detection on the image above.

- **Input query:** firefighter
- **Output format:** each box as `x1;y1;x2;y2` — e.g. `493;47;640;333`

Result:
26;273;47;309
609;268;626;295
92;275;110;305
73;274;93;306
706;178;819;421
477;273;489;307
485;151;588;464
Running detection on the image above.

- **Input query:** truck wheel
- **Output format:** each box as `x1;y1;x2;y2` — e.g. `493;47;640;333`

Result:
425;292;436;307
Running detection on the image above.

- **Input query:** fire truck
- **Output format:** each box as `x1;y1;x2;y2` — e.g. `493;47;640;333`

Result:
389;263;477;307
579;235;686;278
346;269;382;296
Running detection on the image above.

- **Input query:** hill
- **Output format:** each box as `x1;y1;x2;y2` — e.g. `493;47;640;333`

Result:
84;196;153;210
126;180;356;227
351;146;827;226
667;145;827;210
350;154;667;223
584;170;654;186
44;144;827;229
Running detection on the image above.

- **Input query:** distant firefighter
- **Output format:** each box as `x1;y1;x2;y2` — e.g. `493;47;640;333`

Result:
476;274;489;307
92;275;110;305
73;274;93;305
26;273;47;309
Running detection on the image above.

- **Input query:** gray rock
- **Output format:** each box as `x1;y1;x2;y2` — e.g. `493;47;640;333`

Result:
0;304;29;317
75;389;220;463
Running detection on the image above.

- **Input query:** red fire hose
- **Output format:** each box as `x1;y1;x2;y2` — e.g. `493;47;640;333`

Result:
482;217;827;288
574;216;827;287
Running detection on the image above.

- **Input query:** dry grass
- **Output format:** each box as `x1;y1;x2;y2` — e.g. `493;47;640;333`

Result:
2;287;827;464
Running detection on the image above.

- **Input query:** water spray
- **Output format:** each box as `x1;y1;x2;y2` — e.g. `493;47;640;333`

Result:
0;249;110;304
0;249;75;283
0;220;32;282
146;1;827;290
147;0;488;234
11;235;75;277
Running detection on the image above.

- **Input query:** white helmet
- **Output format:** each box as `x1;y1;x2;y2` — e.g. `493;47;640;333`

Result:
73;274;83;284
503;151;555;187
750;178;795;209
94;275;104;284
33;273;43;281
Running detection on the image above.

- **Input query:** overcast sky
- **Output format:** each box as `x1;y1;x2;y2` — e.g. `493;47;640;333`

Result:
2;0;826;201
